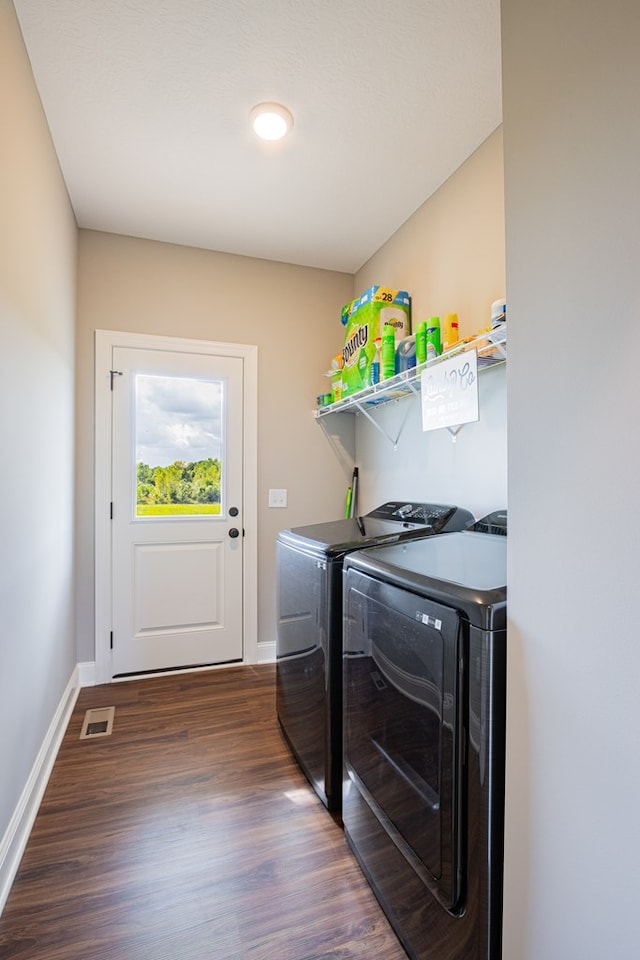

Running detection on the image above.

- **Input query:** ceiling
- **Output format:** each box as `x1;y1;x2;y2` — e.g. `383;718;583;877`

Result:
13;0;502;274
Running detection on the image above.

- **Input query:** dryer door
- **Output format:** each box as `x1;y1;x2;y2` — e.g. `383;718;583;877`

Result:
343;567;464;912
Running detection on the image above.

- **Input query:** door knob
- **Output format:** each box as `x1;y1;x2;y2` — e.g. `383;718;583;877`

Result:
229;528;240;539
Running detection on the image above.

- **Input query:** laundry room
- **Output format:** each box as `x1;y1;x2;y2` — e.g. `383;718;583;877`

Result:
2;2;639;960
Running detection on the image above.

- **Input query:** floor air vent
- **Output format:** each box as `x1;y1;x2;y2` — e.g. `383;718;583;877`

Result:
79;706;115;740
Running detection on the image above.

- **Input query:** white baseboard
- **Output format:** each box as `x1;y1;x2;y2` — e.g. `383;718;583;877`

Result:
77;660;97;687
0;666;82;916
257;641;276;664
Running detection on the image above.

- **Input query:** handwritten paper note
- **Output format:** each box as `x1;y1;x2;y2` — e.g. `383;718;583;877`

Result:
421;350;479;432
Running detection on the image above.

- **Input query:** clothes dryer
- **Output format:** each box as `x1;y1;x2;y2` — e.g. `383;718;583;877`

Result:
342;512;507;959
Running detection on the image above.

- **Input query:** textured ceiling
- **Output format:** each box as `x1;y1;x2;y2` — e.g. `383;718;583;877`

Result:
13;0;502;273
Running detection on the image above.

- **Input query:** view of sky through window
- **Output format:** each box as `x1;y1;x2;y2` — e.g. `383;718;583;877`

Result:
136;375;223;467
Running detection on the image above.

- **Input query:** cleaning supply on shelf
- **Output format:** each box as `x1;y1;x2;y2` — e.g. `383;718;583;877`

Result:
426;317;441;356
381;324;396;380
371;338;381;384
491;298;507;328
396;334;417;373
415;321;427;365
443;313;459;351
340;285;411;397
329;352;343;402
341;297;357;327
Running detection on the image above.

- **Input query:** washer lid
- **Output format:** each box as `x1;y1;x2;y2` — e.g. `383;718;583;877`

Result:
277;502;474;557
346;530;507;625
277;516;414;556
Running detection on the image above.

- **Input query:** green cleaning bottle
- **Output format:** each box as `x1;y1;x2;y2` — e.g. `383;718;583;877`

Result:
426;316;441;356
381;325;396;380
415;321;427;365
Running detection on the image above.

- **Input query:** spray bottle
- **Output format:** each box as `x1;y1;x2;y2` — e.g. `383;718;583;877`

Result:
381;325;396;380
426;316;441;356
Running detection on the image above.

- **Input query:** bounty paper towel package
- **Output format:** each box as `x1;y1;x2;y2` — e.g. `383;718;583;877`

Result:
341;286;411;397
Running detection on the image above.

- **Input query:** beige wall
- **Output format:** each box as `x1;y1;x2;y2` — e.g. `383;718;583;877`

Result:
0;0;77;873
76;231;354;661
356;127;505;340
349;129;507;519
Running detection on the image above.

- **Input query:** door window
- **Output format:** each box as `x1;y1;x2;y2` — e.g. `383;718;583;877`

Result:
135;374;224;518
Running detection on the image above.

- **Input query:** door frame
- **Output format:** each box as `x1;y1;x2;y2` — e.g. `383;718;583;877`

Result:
95;329;258;684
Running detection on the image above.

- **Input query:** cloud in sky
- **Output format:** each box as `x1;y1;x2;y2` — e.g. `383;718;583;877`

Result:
135;375;223;467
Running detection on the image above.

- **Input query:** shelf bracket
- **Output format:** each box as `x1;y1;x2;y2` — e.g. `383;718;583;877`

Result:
354;398;413;449
488;338;507;362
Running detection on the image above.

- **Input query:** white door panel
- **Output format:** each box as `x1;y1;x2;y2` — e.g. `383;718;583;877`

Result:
111;346;244;675
132;541;225;632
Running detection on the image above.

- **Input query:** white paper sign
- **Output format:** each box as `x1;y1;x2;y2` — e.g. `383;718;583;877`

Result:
421;350;479;432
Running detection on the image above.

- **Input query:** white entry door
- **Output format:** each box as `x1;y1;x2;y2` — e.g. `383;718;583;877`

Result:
110;346;244;676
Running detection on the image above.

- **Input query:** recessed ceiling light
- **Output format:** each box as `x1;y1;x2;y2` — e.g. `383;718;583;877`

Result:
250;102;294;141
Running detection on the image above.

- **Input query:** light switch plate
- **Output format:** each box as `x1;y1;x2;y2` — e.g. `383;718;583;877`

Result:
268;488;288;508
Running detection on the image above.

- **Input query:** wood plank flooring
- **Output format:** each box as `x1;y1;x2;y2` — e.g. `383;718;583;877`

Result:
0;665;408;960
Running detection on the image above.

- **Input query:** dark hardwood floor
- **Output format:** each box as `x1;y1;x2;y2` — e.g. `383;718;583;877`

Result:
0;664;408;959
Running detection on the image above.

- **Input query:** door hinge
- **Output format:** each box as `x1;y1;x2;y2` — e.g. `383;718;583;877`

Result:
110;370;123;390
110;502;113;520
110;631;114;650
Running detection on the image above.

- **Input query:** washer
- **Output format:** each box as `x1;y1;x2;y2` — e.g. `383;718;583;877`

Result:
342;512;507;959
276;501;474;814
